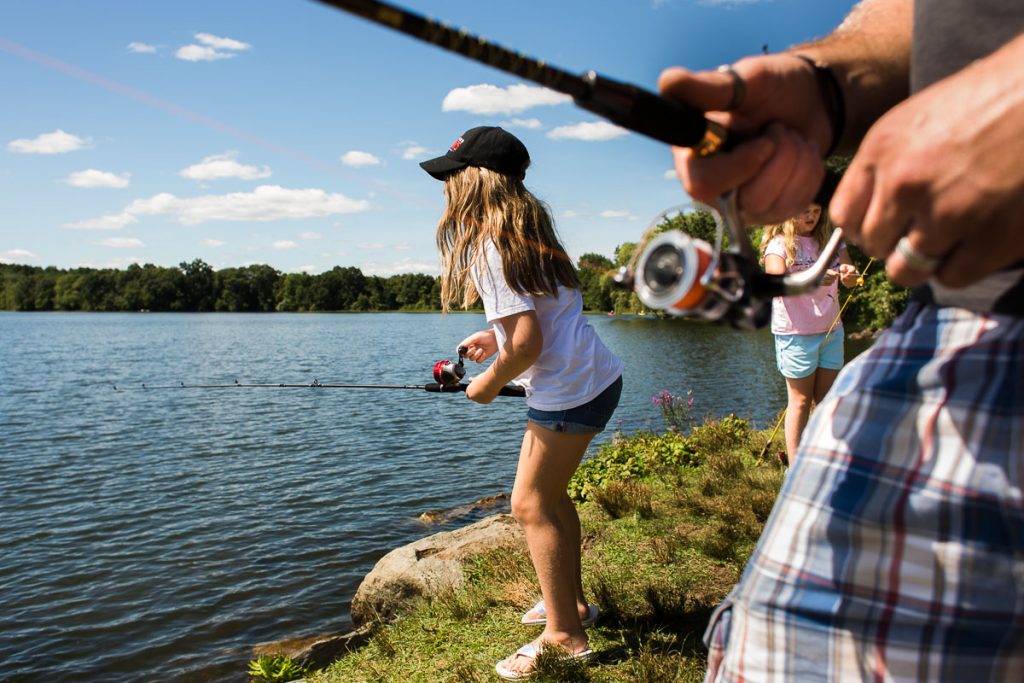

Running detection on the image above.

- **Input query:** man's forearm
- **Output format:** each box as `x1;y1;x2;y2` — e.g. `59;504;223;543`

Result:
790;0;913;153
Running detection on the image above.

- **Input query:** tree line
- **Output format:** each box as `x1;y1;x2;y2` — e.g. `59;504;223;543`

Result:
2;196;905;330
0;259;443;313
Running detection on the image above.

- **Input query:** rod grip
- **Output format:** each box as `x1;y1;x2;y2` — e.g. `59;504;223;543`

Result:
423;383;526;397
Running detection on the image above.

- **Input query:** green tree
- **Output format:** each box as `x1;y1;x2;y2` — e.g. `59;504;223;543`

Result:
180;259;216;311
275;272;313;312
387;272;439;310
577;252;615;312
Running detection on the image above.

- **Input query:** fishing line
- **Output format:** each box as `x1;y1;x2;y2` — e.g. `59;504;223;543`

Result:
112;347;526;397
0;37;431;211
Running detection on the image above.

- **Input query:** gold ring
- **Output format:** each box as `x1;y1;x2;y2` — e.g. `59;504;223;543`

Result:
895;236;941;273
716;65;746;111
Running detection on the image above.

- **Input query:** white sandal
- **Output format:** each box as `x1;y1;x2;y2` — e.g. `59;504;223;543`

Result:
519;599;600;627
495;642;594;681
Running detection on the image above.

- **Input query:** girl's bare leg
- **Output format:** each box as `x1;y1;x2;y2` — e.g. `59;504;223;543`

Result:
814;367;840;403
784;374;816;462
503;422;595;675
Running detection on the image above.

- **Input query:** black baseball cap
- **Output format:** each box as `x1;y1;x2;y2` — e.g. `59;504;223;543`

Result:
419;126;530;181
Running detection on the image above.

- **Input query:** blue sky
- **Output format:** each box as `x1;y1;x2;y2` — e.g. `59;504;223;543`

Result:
1;0;855;276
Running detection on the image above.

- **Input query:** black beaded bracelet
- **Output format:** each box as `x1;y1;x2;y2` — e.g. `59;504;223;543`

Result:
794;54;846;157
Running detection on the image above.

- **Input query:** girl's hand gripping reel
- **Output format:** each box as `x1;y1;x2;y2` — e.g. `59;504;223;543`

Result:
427;347;526;397
432;347;467;387
621;192;844;330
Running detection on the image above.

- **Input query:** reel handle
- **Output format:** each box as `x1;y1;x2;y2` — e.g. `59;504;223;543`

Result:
423;383;526;398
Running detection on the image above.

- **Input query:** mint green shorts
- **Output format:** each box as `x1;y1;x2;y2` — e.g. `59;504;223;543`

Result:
775;331;844;379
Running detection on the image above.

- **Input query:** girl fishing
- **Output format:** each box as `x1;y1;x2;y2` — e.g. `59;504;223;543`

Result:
761;203;858;464
421;126;624;680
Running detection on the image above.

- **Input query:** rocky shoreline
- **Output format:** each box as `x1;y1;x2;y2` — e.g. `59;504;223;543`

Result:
252;500;523;673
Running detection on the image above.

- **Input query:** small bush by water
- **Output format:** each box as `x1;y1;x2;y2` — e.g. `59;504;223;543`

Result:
303;412;786;683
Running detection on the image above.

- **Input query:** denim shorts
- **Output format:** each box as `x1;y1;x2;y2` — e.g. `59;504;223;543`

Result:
526;375;622;434
775;330;844;379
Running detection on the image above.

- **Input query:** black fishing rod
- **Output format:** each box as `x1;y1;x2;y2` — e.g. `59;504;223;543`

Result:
112;347;527;397
112;379;525;396
310;0;845;331
313;0;727;154
312;0;842;188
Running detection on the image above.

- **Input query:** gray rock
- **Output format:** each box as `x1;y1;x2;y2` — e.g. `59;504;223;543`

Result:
252;625;372;671
350;513;525;626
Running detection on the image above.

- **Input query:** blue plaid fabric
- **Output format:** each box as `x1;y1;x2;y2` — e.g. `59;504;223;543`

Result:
705;302;1024;682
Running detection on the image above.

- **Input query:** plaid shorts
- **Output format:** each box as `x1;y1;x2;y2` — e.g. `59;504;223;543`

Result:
705;302;1024;682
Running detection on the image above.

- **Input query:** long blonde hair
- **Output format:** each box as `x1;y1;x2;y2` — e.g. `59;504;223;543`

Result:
435;165;580;312
760;205;833;268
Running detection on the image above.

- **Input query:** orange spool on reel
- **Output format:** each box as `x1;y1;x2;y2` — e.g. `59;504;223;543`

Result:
633;231;715;316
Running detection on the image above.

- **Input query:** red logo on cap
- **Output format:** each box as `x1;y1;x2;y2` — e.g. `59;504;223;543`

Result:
449;137;464;152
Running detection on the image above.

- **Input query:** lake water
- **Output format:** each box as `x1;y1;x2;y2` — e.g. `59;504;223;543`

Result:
0;312;868;682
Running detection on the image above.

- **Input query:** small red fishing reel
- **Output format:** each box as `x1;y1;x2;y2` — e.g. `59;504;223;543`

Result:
432;346;467;387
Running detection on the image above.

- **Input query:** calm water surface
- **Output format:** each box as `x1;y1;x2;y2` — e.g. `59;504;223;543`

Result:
0;312;866;682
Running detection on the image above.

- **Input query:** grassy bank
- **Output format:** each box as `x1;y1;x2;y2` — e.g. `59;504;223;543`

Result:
298;415;785;683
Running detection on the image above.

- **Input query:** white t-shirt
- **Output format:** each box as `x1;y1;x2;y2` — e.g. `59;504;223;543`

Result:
471;240;624;411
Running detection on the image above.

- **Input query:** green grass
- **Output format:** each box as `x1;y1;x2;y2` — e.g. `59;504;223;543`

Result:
306;416;785;683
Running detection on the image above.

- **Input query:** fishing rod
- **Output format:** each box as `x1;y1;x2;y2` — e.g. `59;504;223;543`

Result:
112;347;527;397
113;380;525;396
311;0;841;192
312;0;844;330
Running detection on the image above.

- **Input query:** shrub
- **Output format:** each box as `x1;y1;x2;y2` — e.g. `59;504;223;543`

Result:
593;481;656;519
247;655;308;683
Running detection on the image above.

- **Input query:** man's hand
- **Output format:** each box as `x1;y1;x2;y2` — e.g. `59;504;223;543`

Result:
830;33;1024;288
658;54;833;224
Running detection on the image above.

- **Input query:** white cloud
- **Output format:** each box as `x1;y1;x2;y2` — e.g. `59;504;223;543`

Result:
299;265;320;274
175;33;250;62
64;212;138;230
503;118;543;129
400;143;429;161
361;257;441;276
442;83;570;115
195;33;250;51
394;243;414;251
179;152;271;181
600;210;635;219
0;249;38;263
273;240;297;250
8;129;87;154
95;237;144;248
176;45;233;61
357;242;386;249
128;185;369;225
664;169;679;180
127;42;157;53
547;121;629;141
66;169;130;188
300;232;321;240
201;239;225;247
340;150;381;167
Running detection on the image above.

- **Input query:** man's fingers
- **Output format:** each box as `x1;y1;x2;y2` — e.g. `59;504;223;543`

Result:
673;136;775;203
750;125;825;223
830;161;874;242
659;66;743;114
885;231;938;287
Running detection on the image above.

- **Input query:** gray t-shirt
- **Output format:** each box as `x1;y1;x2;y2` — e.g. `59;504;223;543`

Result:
910;0;1024;314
